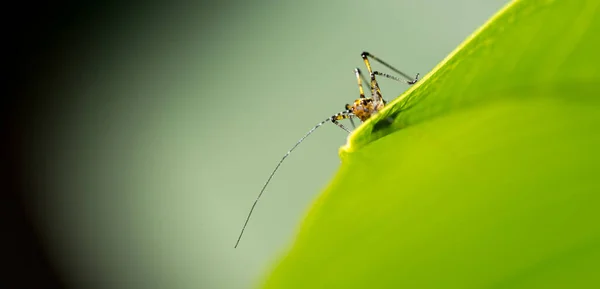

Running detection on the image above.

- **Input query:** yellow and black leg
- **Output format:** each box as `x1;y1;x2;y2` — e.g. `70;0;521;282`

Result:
331;109;353;133
361;52;384;103
361;51;419;85
354;68;366;99
345;103;357;129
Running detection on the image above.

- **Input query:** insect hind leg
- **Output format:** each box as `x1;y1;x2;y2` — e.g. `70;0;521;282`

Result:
362;51;419;85
374;71;420;85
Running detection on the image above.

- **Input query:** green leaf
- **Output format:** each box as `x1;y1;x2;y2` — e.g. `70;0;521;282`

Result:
263;0;600;288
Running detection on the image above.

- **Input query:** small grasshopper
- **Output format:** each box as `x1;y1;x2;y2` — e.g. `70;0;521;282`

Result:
234;52;419;248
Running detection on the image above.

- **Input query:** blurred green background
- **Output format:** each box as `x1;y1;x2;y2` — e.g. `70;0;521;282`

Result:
25;0;509;288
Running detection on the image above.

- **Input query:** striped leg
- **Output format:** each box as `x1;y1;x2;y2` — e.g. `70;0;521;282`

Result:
344;103;357;129
331;109;353;133
354;68;367;99
374;71;420;85
361;52;384;104
362;51;419;85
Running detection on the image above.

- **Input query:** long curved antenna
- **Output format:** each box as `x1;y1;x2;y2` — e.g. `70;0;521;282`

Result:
234;111;351;248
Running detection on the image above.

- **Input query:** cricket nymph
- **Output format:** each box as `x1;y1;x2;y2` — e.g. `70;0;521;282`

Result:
234;52;419;248
347;97;385;122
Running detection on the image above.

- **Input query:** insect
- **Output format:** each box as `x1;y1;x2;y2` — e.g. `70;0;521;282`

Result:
234;52;419;248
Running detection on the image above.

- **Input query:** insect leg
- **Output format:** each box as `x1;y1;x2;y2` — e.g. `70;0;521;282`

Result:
354;68;366;99
331;109;353;133
344;104;357;129
361;52;384;104
374;71;420;85
348;115;356;129
362;51;419;84
359;69;372;92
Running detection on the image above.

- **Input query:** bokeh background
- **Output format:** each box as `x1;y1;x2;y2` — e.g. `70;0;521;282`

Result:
6;0;508;288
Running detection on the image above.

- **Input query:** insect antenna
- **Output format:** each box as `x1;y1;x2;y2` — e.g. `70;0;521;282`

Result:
234;110;352;248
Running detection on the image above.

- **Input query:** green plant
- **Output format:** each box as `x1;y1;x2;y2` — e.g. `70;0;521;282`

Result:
263;0;600;288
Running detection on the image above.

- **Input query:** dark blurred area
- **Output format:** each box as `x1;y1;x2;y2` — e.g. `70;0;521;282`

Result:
4;2;136;288
6;3;99;288
5;0;231;285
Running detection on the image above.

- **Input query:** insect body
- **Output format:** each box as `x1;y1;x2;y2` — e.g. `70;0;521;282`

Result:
234;52;419;248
